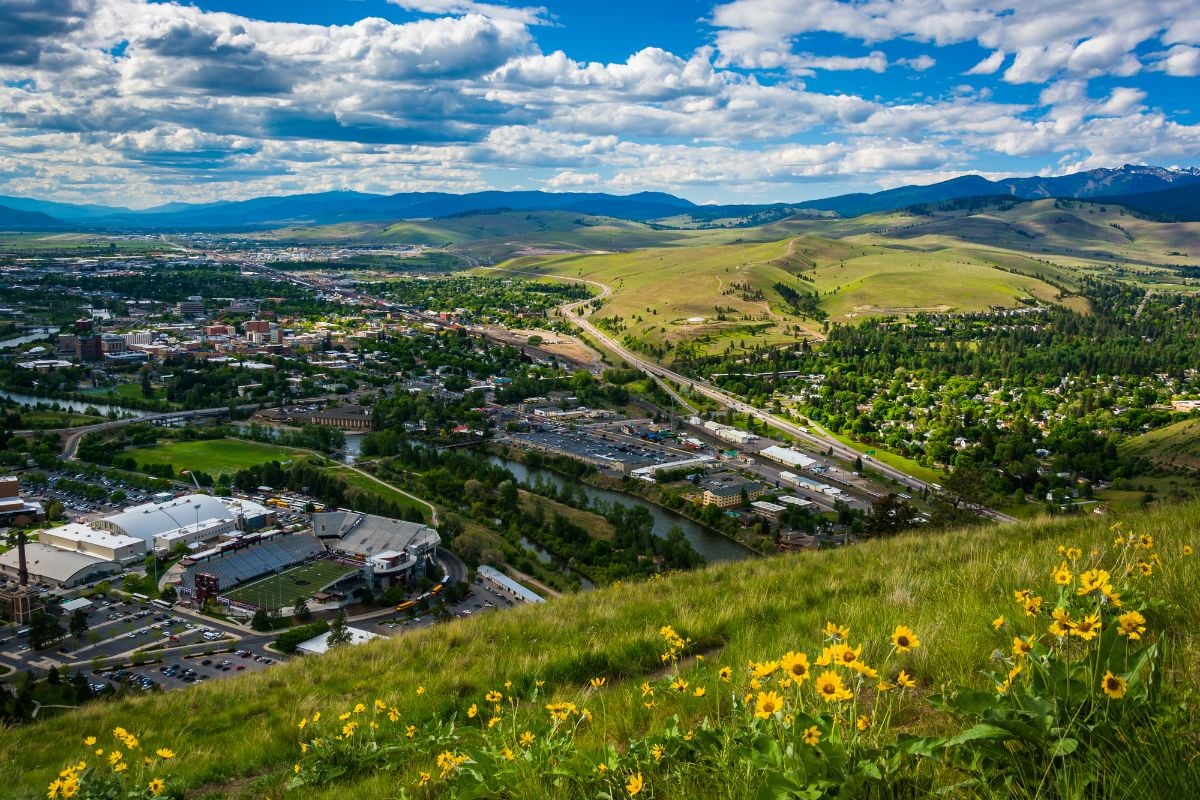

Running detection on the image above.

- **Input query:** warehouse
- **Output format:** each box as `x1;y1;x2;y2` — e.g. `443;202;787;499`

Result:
0;543;120;589
39;523;146;564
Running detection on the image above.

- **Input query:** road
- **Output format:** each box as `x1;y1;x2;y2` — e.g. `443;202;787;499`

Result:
483;267;1016;524
59;404;259;459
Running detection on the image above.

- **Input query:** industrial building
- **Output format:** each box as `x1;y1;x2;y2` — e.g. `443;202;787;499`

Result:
39;523;146;564
0;542;120;588
759;446;817;470
477;565;544;604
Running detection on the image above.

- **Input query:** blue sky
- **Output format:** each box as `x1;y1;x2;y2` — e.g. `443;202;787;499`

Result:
0;0;1198;206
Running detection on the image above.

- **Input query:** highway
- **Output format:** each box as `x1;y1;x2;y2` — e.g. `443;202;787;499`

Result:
483;267;1016;525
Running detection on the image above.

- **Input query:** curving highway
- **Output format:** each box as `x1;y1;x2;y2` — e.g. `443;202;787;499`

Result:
483;266;1016;524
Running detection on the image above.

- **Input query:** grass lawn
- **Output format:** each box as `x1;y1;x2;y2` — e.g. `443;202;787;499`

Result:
224;559;360;610
330;467;431;519
132;438;309;477
18;410;104;428
84;383;169;403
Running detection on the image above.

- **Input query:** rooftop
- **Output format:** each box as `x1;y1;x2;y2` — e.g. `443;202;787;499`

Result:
0;542;116;584
99;494;236;542
312;510;440;559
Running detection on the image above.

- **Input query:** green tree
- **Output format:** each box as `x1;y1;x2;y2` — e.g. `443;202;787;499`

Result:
251;608;272;632
69;609;89;639
28;610;64;651
294;598;311;621
326;609;352;649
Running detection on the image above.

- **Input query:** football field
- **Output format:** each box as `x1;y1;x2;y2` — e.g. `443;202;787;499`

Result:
224;559;359;609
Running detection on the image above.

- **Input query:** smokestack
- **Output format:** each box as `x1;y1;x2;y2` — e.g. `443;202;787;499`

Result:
16;530;28;586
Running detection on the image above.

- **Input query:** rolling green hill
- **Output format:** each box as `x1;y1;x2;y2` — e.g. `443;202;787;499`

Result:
6;501;1200;799
1122;416;1200;472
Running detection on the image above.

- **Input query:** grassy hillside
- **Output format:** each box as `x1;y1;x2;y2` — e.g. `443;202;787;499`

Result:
7;500;1200;799
1122;416;1200;471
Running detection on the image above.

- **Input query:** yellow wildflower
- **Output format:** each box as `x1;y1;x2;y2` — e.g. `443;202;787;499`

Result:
519;730;535;746
754;690;785;718
1117;610;1147;640
1071;612;1101;641
1052;561;1072;586
1049;607;1074;637
751;660;780;678
590;676;606;688
1102;671;1128;699
781;651;810;682
992;614;1005;629
814;671;853;702
891;626;920;652
155;748;174;759
823;621;849;640
147;778;165;797
896;670;917;689
802;725;822;746
467;704;478;719
627;772;644;796
1077;568;1113;596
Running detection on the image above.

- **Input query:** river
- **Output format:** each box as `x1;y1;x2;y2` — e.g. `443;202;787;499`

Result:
485;454;754;564
0;327;55;349
0;388;147;418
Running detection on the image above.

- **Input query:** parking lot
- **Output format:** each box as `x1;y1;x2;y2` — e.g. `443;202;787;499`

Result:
372;582;519;635
20;466;166;518
510;427;693;474
95;649;277;694
1;598;236;669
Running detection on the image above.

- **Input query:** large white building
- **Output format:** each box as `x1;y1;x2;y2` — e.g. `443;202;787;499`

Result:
39;523;146;564
95;494;275;553
0;542;120;589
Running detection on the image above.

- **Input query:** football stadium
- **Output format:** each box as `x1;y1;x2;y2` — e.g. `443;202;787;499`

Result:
222;558;361;610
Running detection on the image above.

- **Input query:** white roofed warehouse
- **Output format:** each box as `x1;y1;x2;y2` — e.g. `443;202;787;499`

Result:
39;523;146;564
0;542;120;589
94;494;277;553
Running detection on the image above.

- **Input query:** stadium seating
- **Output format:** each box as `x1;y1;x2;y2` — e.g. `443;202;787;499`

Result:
181;535;325;593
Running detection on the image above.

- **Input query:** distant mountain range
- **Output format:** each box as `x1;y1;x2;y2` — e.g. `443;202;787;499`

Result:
2;164;1199;232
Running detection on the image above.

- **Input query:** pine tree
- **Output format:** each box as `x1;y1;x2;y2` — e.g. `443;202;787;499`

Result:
326;609;352;649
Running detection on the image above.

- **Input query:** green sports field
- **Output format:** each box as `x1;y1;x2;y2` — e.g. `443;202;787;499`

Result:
223;559;360;610
133;438;309;477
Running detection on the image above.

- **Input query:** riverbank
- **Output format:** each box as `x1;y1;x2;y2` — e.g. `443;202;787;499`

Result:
483;442;763;559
